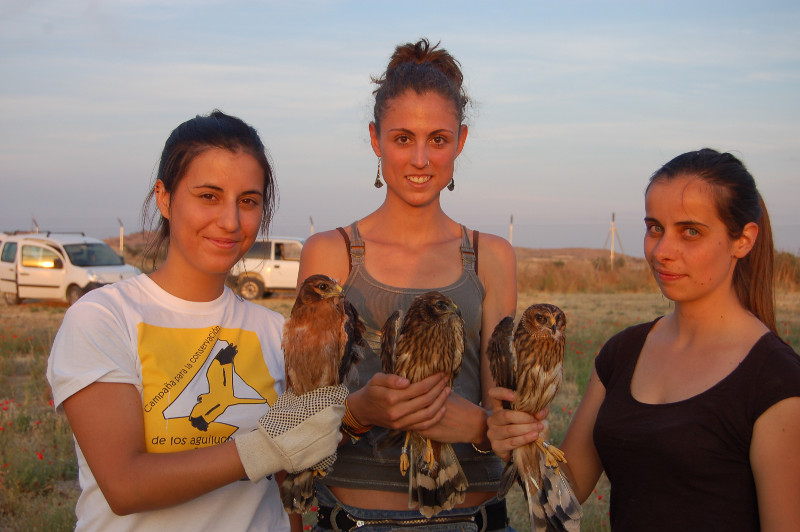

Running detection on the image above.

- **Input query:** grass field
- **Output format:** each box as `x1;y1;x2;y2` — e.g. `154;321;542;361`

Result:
1;291;799;531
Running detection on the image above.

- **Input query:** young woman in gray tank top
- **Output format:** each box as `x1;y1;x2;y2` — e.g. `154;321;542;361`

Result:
298;39;546;531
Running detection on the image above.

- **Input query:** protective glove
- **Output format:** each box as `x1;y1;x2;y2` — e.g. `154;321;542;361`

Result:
235;384;347;482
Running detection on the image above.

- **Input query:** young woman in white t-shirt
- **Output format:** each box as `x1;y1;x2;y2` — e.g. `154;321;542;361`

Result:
48;110;344;531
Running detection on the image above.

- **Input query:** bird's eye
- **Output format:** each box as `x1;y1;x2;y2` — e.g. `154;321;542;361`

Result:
317;282;327;290
535;313;547;325
436;301;448;310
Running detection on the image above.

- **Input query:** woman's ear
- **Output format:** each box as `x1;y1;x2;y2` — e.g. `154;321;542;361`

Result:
733;221;759;258
455;124;468;157
368;122;381;157
154;180;170;220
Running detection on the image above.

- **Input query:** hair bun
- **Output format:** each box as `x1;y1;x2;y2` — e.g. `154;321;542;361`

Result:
384;38;464;87
372;38;470;130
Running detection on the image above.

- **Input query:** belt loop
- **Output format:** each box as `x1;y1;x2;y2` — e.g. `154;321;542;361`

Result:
329;505;345;532
477;505;488;532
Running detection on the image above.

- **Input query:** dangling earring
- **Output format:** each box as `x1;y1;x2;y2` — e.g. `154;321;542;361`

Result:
447;178;455;191
374;158;384;188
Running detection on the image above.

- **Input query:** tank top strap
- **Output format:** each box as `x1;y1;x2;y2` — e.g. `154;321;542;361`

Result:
347;221;366;266
343;222;477;273
459;224;478;273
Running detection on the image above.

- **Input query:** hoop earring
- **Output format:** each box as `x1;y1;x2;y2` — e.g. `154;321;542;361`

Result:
374;158;384;188
447;178;455;191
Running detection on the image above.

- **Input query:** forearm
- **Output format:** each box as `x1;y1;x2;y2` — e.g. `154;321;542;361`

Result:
345;385;379;427
96;441;246;515
345;372;447;431
557;456;601;504
416;393;489;445
64;383;248;514
558;369;606;503
457;400;489;446
67;382;344;516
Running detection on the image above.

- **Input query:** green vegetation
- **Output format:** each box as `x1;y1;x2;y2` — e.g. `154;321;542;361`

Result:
0;311;78;531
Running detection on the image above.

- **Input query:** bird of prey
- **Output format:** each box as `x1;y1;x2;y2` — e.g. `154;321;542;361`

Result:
380;291;468;518
488;303;581;532
279;274;366;513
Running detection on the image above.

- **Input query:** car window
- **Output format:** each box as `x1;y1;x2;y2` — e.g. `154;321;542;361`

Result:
21;245;62;268
243;241;271;261
281;242;302;261
64;243;124;266
1;242;17;263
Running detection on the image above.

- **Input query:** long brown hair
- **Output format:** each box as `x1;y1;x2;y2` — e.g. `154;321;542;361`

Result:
647;148;776;332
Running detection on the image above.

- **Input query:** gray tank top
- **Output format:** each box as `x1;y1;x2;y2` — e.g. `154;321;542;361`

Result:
322;222;503;493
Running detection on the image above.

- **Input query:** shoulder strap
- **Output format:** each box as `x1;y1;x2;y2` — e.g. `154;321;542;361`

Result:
336;223;366;274
473;230;479;276
459;225;478;274
348;222;365;267
335;227;352;274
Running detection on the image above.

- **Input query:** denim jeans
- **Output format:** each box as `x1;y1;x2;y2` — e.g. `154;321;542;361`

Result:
313;484;517;532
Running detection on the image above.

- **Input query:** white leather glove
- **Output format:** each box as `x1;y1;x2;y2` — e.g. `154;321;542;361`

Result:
235;384;347;482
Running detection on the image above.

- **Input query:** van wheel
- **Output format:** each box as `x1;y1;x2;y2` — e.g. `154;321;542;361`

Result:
67;286;84;306
3;292;21;305
238;278;264;300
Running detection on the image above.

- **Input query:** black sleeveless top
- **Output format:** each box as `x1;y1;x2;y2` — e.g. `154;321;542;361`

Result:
594;320;800;531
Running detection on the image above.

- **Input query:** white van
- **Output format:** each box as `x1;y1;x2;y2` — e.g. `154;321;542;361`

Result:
228;237;304;299
0;232;140;305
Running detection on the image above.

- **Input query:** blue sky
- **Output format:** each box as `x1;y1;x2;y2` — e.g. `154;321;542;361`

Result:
2;1;798;256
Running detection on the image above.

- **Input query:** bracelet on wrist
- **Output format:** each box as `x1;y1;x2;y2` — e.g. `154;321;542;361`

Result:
341;399;373;441
471;442;493;455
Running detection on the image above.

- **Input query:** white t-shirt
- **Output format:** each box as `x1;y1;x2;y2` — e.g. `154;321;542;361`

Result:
47;274;289;532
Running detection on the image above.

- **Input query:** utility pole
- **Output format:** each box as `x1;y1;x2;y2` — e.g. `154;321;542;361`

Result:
309;217;314;236
32;216;39;233
117;218;124;257
509;215;514;246
603;212;625;268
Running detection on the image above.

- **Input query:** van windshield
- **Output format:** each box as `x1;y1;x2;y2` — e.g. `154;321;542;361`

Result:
64;243;124;266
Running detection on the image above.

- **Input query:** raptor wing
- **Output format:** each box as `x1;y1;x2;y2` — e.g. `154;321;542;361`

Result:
379;309;403;375
338;299;367;385
487;316;517;409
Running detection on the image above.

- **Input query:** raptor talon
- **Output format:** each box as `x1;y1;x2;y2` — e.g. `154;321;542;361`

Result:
536;438;567;470
424;438;435;469
399;432;411;476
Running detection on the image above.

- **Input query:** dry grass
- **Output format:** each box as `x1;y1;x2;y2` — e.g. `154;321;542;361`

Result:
516;249;800;295
2;287;799;531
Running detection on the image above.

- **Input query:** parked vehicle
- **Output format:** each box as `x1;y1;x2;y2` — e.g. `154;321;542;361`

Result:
228;237;304;299
0;232;140;305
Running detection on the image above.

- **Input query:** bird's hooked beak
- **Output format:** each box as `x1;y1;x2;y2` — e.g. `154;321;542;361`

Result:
321;283;344;299
549;315;557;334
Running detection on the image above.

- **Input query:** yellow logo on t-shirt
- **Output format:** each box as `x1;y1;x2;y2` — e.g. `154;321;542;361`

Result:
138;324;278;452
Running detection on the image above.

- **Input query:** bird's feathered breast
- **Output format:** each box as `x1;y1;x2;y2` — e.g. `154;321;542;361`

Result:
390;292;465;385
283;297;346;395
512;304;567;415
